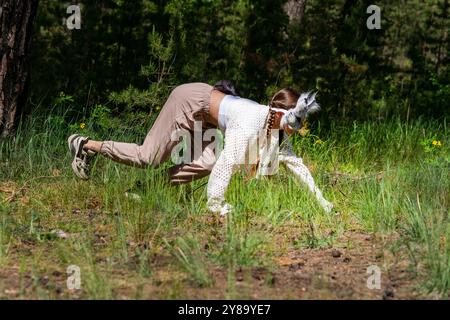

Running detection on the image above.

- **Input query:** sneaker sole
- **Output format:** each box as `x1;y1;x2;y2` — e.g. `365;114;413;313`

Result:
71;157;89;180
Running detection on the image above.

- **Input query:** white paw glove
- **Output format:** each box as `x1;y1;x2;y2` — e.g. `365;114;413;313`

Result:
219;203;233;216
208;199;233;216
321;199;334;213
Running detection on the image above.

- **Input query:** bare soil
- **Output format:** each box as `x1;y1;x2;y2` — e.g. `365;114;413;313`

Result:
0;231;426;299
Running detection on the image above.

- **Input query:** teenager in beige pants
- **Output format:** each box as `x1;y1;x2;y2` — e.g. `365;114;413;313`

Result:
69;82;228;184
68;82;334;214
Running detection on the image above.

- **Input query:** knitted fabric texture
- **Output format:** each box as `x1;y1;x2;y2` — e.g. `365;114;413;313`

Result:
206;99;333;215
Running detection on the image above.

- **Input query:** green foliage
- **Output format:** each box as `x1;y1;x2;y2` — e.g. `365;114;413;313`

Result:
30;0;448;121
4;0;450;299
170;235;214;287
1;111;449;297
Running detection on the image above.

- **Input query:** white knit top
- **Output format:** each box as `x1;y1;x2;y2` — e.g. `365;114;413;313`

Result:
207;97;333;215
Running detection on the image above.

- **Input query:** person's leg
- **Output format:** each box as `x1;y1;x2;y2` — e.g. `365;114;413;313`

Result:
84;140;102;153
94;83;215;169
168;135;218;184
84;87;190;168
69;83;214;179
96;132;175;168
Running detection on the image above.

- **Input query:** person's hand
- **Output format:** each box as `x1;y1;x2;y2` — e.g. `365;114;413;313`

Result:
208;199;233;216
321;199;334;213
219;203;233;216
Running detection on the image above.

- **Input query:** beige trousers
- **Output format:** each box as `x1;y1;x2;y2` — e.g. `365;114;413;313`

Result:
100;83;217;184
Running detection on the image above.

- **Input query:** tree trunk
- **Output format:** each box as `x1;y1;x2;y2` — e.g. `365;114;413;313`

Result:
0;0;39;137
283;0;307;23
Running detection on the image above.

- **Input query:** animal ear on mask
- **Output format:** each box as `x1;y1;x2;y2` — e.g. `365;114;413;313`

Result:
295;91;321;118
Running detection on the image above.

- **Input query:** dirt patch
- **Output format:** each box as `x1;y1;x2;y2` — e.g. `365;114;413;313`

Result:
0;232;426;299
134;231;425;299
0;266;69;299
0;181;20;203
201;231;424;299
266;232;423;299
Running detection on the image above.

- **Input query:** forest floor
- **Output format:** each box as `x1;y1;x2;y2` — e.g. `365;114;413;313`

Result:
0;182;431;299
0;118;448;299
0;226;428;299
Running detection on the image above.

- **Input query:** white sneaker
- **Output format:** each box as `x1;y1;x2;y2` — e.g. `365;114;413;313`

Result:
68;134;91;180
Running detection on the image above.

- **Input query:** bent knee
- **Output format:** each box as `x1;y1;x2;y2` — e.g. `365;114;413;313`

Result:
136;145;154;168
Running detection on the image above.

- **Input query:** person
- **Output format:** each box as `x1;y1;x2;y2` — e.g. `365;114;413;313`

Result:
68;81;333;215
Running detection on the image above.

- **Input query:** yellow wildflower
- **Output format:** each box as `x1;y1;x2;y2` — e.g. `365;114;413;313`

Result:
314;139;323;145
299;128;309;136
432;140;442;147
80;123;86;129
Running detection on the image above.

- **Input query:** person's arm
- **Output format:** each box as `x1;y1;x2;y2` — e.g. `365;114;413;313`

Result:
207;127;251;215
279;139;333;213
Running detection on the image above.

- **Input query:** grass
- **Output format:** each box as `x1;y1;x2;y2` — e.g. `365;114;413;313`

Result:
0;110;449;299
